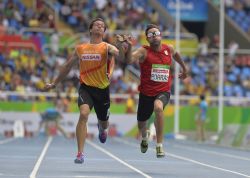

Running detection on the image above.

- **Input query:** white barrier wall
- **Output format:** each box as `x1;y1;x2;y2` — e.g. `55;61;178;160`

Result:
0;112;40;134
242;125;250;149
0;112;137;136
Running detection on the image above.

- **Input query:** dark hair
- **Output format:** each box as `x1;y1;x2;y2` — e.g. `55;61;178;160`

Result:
89;18;106;32
145;24;160;35
200;95;205;100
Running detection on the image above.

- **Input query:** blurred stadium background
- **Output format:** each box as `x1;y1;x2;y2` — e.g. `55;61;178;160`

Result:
0;0;250;149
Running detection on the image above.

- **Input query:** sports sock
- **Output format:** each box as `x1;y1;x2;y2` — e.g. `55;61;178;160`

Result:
156;143;163;147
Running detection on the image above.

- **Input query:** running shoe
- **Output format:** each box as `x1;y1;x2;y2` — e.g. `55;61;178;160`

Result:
156;146;165;158
74;152;84;164
140;140;148;153
98;124;107;143
140;130;150;153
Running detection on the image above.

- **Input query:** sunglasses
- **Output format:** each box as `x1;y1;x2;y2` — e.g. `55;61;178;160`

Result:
147;31;161;38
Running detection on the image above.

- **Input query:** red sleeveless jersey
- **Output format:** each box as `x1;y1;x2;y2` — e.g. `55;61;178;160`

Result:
138;44;172;96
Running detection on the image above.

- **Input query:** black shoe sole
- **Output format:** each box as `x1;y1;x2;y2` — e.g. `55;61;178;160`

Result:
156;155;165;158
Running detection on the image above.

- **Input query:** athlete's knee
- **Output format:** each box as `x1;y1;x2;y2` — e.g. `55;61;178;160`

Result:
103;111;110;121
97;108;110;122
79;110;90;122
154;100;163;113
154;105;163;113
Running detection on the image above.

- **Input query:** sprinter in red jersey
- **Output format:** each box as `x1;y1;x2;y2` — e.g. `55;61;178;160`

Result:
124;24;188;158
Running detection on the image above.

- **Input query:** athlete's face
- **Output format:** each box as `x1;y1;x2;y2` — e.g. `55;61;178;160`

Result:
90;21;105;35
146;28;161;46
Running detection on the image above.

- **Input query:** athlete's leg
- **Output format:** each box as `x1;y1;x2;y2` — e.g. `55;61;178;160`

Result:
98;120;109;131
96;101;110;132
154;92;170;158
137;120;149;153
137;93;154;153
76;104;90;153
75;84;93;163
95;104;110;144
154;92;170;144
138;121;147;138
97;119;109;143
137;93;153;138
154;100;165;158
154;99;164;144
93;86;110;143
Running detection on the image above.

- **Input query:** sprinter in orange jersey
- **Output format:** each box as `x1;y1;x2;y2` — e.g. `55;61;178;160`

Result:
45;18;126;164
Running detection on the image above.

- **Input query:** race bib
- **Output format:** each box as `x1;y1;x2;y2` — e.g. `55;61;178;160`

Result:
151;64;170;82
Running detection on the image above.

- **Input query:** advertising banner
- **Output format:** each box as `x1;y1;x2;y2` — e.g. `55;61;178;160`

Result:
0;112;137;137
158;0;208;22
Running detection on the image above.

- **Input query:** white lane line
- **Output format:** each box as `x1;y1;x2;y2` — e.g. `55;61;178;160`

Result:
114;138;250;178
0;155;165;163
29;136;53;178
74;176;120;178
0;138;16;144
86;139;152;178
1;174;117;178
173;144;250;161
166;152;250;177
29;176;120;178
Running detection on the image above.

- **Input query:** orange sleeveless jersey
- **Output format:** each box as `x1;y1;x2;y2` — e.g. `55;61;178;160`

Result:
76;42;110;89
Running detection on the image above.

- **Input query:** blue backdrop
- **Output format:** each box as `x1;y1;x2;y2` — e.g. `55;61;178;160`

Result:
158;0;208;22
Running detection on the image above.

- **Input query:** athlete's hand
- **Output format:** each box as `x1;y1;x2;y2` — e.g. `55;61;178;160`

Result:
116;34;131;42
116;34;125;43
178;71;188;80
116;34;132;52
44;83;56;91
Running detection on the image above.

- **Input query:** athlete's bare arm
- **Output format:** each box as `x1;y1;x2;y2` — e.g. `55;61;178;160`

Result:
118;34;147;64
45;50;78;90
107;43;126;60
169;44;188;79
126;47;147;64
107;56;115;79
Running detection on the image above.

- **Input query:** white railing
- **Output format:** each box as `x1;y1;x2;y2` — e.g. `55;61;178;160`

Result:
1;92;249;105
126;65;141;78
19;27;72;35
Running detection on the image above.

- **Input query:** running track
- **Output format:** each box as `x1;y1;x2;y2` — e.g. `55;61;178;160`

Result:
0;136;249;178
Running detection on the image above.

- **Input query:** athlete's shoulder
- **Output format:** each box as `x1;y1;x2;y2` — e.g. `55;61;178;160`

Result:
162;44;174;55
76;43;88;49
97;41;107;45
105;42;114;48
135;46;147;57
162;43;172;49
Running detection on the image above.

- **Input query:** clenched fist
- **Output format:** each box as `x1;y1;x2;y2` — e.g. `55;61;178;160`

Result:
116;34;132;52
